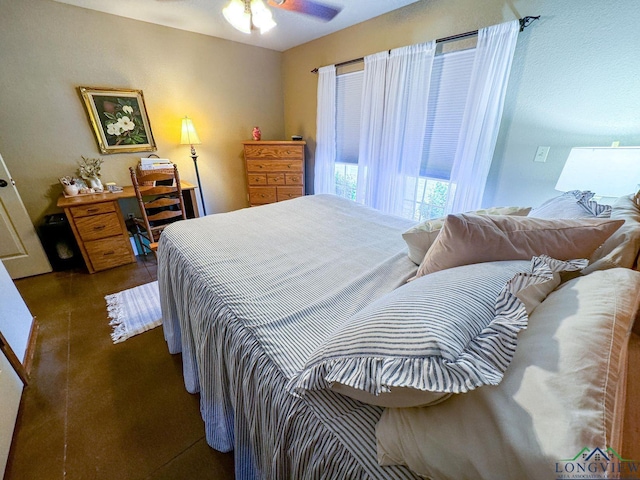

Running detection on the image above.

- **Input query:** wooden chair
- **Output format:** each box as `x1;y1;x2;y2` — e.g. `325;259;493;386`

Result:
129;164;187;254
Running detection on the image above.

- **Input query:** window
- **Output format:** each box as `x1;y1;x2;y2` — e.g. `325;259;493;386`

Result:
333;48;475;222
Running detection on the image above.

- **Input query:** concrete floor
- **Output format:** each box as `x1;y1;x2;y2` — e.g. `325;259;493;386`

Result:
5;256;234;480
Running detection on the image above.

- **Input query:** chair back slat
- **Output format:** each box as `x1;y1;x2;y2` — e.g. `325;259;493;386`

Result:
137;185;179;196
145;197;181;209
147;210;185;223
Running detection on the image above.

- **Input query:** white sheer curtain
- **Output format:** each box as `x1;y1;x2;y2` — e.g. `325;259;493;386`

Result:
356;52;388;205
447;20;519;213
314;65;337;194
373;42;436;216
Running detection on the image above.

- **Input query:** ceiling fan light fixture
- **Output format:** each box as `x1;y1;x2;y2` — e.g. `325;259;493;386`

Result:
223;0;252;34
251;0;277;34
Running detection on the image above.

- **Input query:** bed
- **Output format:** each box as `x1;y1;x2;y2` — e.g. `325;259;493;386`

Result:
158;192;640;480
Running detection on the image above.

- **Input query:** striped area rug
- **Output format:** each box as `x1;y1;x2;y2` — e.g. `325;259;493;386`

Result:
105;281;162;343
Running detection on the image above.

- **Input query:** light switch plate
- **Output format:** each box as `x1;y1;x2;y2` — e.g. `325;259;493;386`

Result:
534;146;550;163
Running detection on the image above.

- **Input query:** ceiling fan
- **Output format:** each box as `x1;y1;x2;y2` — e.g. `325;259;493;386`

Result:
223;0;341;35
267;0;341;21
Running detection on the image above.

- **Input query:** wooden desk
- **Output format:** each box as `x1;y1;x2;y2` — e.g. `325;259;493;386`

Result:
57;182;199;273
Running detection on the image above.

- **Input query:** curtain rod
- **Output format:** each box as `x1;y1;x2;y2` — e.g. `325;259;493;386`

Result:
310;16;540;74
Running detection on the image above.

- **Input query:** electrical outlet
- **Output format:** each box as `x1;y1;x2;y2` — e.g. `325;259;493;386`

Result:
534;146;550;163
127;213;135;219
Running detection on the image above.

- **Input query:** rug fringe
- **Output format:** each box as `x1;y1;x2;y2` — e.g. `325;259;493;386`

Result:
105;293;129;344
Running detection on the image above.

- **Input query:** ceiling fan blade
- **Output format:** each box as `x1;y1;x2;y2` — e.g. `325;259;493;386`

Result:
267;0;341;21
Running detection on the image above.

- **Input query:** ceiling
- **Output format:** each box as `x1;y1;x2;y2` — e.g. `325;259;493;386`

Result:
51;0;421;52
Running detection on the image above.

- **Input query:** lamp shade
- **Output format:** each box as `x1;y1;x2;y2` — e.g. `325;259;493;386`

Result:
223;0;252;34
555;147;640;197
251;0;276;34
223;0;276;35
180;117;201;145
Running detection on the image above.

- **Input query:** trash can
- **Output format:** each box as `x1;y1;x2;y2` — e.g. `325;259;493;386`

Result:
39;214;83;271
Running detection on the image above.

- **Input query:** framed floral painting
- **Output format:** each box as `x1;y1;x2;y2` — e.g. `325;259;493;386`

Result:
78;87;157;154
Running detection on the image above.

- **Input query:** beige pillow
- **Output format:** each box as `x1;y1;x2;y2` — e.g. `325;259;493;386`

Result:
376;268;640;479
415;214;624;278
331;384;452;408
402;206;531;264
583;194;640;274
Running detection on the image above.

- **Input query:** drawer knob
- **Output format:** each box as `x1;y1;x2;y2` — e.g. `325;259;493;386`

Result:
103;250;115;256
94;225;106;231
87;208;99;213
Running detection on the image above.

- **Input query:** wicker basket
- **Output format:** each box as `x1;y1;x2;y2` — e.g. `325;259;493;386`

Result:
136;163;175;186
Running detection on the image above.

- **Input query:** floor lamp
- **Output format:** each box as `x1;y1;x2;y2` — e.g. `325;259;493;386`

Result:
180;117;207;216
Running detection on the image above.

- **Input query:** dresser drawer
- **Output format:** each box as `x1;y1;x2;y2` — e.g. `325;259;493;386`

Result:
249;187;277;205
76;213;122;242
85;236;135;272
285;173;303;185
70;202;116;218
246;159;303;173
75;213;123;241
244;145;303;159
267;173;285;185
247;174;267;186
277;187;304;202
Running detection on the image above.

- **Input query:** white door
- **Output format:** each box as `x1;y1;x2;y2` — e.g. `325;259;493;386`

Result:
0;354;22;477
0;260;35;476
0;153;51;279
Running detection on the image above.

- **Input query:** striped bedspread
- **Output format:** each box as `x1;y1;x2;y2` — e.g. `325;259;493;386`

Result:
158;194;421;479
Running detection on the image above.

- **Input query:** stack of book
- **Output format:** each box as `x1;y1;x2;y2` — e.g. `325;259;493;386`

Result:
139;158;173;170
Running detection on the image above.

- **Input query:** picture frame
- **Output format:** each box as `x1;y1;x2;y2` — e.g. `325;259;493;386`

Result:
78;87;157;155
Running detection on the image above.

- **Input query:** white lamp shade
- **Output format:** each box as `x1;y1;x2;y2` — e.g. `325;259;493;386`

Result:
223;0;276;35
555;147;640;197
180;117;201;145
251;0;276;34
223;0;251;34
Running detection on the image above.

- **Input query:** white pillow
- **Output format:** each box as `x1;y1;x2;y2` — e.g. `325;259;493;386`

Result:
583;194;640;274
376;268;640;479
288;256;585;408
528;190;611;219
402;206;531;265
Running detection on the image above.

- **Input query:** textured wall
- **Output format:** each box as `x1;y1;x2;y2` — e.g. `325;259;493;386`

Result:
282;0;640;207
486;0;640;207
0;0;284;222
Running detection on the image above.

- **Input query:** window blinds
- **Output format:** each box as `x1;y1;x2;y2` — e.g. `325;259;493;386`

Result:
335;46;475;176
336;70;364;164
421;48;475;179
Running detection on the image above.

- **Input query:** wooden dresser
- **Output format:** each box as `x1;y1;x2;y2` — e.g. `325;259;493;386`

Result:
243;141;306;206
57;196;136;274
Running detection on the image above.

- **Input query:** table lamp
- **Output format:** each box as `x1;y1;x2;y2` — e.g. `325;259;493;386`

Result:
555;146;640;198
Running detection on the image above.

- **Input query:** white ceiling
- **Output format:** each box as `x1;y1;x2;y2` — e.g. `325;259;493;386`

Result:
52;0;420;52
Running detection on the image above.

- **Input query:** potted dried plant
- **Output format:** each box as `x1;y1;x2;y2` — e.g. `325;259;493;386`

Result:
78;156;104;192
